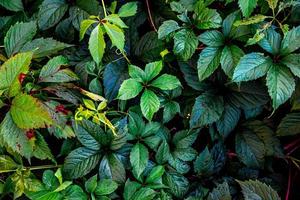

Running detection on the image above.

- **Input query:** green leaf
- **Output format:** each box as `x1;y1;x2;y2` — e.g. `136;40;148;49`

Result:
266;65;295;110
104;14;128;28
39;56;78;83
198;30;224;47
79;19;96;41
103;22;125;51
173;29;198;61
4;21;37;57
220;45;244;78
163;172;189;198
163;101;180;123
130;143;149;178
144;60;163;81
131;187;156;200
237;180;280;200
85;175;97;193
195;6;222;29
233;53;271;82
258;28;281;55
193;147;214;176
0;113;34;158
277;113;300;136
64;147;101;179
145;165;165;184
151;74;181;90
0;0;23;11
158;20;180;39
99;153;126;183
64;185;88;200
190;92;224;127
43;170;59;190
282;54;300;78
21;38;72;58
0;155;18;171
38;0;68;30
94;179;118;196
129;64;145;82
208;181;232;200
117;78;143;100
118;2;138;17
234;14;268;26
238;0;257;17
266;0;278;10
33;133;55;162
10;94;53;129
89;25;106;64
0;52;33;97
141;89;160;121
235;131;265;168
123;180;142;200
197;47;222;81
280;26;300;55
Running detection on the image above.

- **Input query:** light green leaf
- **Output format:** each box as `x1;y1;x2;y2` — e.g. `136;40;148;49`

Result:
237;180;280;200
0;155;18;171
0;0;23;11
173;29;198;61
128;64;145;82
266;65;295;110
130;143;149;179
0;52;33;97
117;78;143;100
234;14;268;26
151;74;181;90
94;179;118;196
233;53;271;82
89;25;106;64
64;147;101;179
144;60;163;81
221;45;244;78
123;180;142;200
131;187;156;200
145;165;165;184
282;54;300;78
38;0;68;30
197;47;222;81
10;93;53;129
33;133;55;162
104;14;128;28
79;19;96;41
238;0;257;17
4;21;37;57
198;30;224;47
118;2;138;17
103;22;125;51
190;92;224;127
140;89;160;121
85;175;97;193
280;26;300;55
158;20;180;39
267;0;278;10
21;38;72;58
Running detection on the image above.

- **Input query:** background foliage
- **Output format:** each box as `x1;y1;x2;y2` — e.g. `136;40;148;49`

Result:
0;0;300;199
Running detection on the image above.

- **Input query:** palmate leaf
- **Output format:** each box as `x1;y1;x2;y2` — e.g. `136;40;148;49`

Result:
79;19;96;41
99;153;126;183
220;45;244;78
266;65;295;110
258;28;281;55
151;74;181;90
103;22;125;51
130;143;149;179
118;2;138;18
280;25;300;55
4;21;37;57
281;54;300;78
10;94;53;129
0;52;32;97
88;24;106;64
158;20;180;39
117;79;143;100
237;180;280;200
198;30;224;47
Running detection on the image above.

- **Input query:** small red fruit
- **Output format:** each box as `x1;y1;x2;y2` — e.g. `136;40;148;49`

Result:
55;104;69;115
26;129;35;139
18;73;26;84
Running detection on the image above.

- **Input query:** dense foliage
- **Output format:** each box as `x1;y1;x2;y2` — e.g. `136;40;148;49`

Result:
0;0;300;199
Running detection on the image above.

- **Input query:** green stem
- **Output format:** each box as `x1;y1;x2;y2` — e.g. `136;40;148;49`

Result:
101;0;107;18
121;51;131;64
0;164;62;173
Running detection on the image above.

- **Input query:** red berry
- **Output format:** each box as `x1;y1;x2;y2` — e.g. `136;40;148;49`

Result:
26;130;35;139
55;104;69;115
18;73;26;84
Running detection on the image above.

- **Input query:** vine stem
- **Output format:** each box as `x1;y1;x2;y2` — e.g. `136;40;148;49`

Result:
145;0;157;32
101;0;107;17
0;164;62;173
285;165;292;200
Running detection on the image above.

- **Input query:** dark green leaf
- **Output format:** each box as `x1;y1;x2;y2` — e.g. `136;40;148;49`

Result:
173;29;198;61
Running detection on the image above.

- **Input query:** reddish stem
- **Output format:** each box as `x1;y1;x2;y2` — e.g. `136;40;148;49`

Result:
284;137;300;151
285;165;292;200
145;0;157;32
